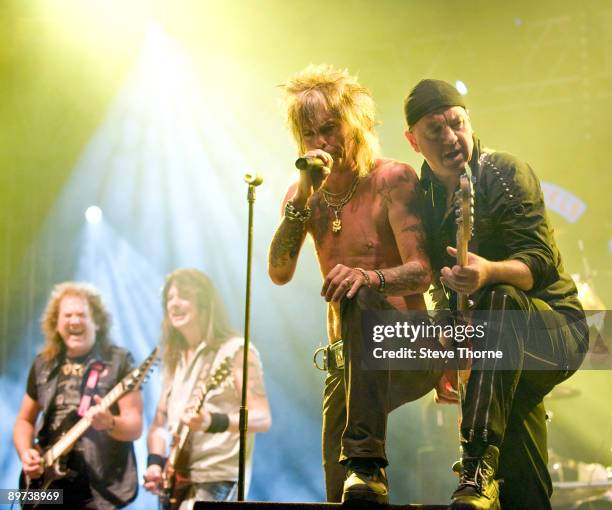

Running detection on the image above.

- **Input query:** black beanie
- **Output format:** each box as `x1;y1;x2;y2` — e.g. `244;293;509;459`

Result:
404;79;467;127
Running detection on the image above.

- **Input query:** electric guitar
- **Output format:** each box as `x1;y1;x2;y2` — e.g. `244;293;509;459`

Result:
19;346;159;498
159;357;233;510
454;171;475;397
455;171;474;312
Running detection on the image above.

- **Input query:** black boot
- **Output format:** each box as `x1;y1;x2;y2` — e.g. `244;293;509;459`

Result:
450;444;501;510
342;458;389;504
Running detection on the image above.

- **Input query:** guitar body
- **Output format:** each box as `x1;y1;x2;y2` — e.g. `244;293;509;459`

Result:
19;460;66;492
160;426;191;510
18;459;71;509
18;410;80;495
159;468;190;510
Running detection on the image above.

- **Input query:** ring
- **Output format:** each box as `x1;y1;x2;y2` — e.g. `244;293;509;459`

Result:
344;278;352;286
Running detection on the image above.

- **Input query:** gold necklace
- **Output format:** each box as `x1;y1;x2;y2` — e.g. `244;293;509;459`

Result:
321;175;360;233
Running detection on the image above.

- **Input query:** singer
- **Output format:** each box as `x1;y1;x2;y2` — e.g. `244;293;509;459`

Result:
403;79;588;509
267;64;441;504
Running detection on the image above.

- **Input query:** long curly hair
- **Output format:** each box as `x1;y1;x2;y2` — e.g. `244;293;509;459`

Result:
160;268;237;375
40;282;112;361
283;63;380;176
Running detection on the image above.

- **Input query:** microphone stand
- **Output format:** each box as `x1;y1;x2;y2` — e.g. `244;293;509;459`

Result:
238;172;263;501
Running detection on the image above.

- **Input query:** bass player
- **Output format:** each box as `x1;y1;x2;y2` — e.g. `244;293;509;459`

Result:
403;79;589;510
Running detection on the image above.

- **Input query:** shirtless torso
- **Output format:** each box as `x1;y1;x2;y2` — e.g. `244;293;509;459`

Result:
273;156;430;342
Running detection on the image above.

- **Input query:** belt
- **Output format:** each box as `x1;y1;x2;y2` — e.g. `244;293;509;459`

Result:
313;339;344;372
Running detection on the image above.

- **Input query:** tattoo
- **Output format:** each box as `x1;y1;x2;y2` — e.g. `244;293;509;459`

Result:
402;183;424;217
248;361;267;397
269;217;306;268
398;176;429;258
402;222;428;257
382;262;430;294
378;171;420;210
311;194;330;236
377;179;393;207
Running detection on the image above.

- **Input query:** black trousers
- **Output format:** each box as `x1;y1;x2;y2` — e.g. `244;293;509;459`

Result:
462;284;588;510
321;287;441;502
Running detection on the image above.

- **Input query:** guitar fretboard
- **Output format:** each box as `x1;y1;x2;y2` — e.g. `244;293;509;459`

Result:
45;382;125;465
38;346;158;472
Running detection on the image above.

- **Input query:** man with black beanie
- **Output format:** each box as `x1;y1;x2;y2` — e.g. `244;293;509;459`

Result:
403;79;588;509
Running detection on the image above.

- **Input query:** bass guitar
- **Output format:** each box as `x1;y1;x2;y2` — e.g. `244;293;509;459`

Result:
454;171;475;398
455;171;475;311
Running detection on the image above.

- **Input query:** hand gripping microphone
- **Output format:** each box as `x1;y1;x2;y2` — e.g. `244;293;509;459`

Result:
295;157;325;170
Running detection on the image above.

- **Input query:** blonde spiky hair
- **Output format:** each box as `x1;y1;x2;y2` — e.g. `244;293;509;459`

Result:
283;64;380;176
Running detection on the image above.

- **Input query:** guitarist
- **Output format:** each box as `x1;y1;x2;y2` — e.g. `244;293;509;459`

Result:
404;79;588;510
12;282;143;509
143;269;271;507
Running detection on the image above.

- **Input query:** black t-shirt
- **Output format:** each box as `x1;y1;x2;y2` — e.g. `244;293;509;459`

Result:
26;353;97;501
26;346;139;508
27;352;94;434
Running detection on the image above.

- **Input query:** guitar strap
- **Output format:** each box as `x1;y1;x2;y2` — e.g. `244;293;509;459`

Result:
184;345;216;411
469;154;478;252
77;360;105;417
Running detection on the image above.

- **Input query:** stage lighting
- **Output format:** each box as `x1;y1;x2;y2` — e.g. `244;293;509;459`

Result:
455;80;468;96
85;205;103;224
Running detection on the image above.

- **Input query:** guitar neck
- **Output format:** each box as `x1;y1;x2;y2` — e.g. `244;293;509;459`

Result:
45;381;126;465
164;360;232;474
171;381;210;452
456;241;468;267
456;235;469;311
190;383;208;415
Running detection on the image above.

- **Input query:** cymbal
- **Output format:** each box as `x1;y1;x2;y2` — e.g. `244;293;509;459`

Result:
572;276;606;310
551;480;612;507
546;385;581;400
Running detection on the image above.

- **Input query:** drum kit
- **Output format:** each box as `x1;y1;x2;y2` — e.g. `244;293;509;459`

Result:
547;392;612;509
547;271;612;509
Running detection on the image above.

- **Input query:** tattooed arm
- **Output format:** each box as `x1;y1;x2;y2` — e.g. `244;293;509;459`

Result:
374;163;432;295
268;183;309;285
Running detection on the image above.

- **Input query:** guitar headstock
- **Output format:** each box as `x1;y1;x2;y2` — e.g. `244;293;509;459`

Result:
123;346;160;392
206;357;233;392
187;356;235;414
455;172;474;244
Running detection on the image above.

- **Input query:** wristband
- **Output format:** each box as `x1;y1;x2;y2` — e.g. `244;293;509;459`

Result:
284;200;311;223
147;453;167;468
206;413;230;433
373;269;386;293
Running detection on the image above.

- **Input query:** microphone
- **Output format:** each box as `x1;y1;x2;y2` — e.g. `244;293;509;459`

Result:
295;157;324;170
244;173;263;186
